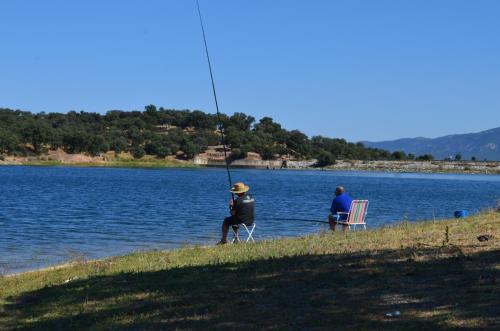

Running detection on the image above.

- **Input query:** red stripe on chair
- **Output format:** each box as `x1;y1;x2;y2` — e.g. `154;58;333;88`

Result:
354;201;366;224
348;200;368;224
348;201;358;223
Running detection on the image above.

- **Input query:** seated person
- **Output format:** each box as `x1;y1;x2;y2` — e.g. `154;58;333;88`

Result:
217;182;255;244
328;186;353;231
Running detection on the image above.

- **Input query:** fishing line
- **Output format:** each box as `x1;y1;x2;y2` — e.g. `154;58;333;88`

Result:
196;0;233;190
265;217;329;224
178;215;329;224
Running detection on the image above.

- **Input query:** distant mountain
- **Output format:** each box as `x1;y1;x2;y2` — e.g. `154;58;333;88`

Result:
363;127;500;161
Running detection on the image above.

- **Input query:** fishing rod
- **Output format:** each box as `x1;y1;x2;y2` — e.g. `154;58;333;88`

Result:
196;0;233;191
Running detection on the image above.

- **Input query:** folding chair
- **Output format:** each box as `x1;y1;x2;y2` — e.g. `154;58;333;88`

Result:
336;200;369;231
231;222;256;243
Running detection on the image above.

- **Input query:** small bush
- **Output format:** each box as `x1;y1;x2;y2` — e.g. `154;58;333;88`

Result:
132;146;145;159
315;151;336;167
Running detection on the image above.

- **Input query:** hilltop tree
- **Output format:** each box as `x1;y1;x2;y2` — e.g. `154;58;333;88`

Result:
229;112;255;131
143;105;159;125
185;110;216;129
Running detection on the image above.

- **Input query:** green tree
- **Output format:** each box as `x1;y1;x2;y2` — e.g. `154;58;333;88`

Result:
315;151;336;167
127;127;144;145
0;129;19;154
286;130;311;158
87;136;109;156
255;117;281;135
416;154;434;161
229;112;255;131
195;129;220;146
455;154;462;161
22;121;52;154
62;129;89;153
225;127;242;148
230;148;247;160
391;150;407;160
185;110;216;129
181;141;200;159
260;145;276;160
110;137;128;153
132;146;145;159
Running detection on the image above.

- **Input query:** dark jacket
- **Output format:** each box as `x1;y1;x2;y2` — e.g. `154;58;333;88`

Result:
233;193;255;224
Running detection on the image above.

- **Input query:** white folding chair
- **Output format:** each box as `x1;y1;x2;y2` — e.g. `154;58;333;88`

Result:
232;223;256;243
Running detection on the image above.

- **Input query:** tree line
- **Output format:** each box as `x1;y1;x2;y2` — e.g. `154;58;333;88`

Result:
0;106;434;165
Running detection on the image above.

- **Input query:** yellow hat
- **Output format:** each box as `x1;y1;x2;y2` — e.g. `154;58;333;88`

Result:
230;182;250;193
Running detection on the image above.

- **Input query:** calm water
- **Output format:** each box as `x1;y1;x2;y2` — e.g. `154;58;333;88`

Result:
1;166;499;273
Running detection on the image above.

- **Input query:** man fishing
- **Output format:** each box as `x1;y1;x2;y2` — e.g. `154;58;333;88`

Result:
218;182;255;245
328;186;353;231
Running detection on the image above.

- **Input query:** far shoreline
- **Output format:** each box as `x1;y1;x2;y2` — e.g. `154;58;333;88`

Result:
1;158;500;175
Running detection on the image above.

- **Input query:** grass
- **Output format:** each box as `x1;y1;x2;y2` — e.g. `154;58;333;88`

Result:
1;212;499;330
9;158;198;169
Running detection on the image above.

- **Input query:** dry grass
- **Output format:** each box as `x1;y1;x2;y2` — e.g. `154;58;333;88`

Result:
1;211;499;330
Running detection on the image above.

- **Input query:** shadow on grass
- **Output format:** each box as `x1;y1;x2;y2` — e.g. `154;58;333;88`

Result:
2;247;499;330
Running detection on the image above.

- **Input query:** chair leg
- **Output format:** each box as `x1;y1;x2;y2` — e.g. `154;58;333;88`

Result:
231;226;240;243
247;225;255;243
242;224;256;243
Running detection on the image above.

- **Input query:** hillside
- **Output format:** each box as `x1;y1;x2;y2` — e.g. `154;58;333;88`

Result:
364;127;500;161
0;106;396;166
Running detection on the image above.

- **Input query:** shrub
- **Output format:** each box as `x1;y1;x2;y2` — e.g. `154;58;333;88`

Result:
132;146;145;159
315;151;336;167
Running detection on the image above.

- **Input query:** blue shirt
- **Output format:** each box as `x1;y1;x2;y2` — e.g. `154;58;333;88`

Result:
330;193;353;221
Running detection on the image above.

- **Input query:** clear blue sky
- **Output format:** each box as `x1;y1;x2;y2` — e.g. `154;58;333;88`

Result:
1;1;499;141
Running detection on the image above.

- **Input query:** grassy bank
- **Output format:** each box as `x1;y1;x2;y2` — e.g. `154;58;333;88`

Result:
28;160;196;169
1;212;499;330
3;157;500;174
0;158;197;169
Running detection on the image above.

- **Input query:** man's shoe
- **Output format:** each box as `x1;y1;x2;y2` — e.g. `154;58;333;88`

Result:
216;240;227;245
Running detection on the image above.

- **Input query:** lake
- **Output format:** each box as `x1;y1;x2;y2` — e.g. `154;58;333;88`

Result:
1;166;499;274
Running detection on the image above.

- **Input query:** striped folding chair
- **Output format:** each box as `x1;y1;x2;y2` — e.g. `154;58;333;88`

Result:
336;200;369;231
231;223;256;243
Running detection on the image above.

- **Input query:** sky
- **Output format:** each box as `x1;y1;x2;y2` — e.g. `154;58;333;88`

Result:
1;0;499;142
